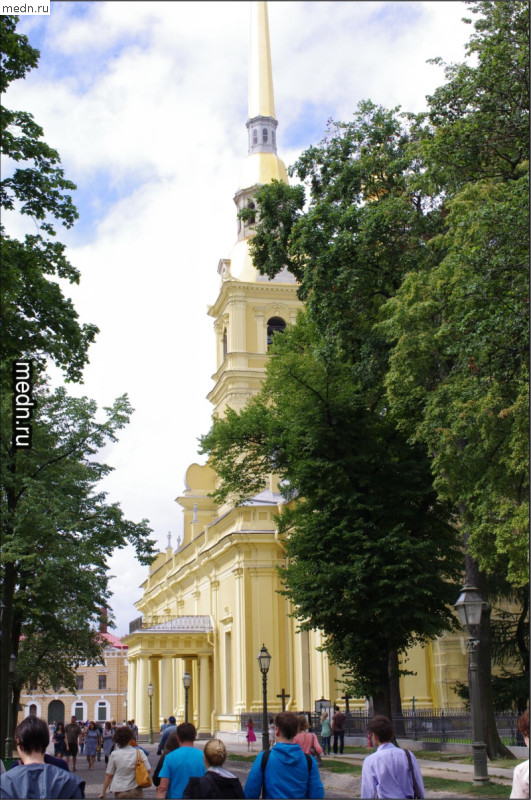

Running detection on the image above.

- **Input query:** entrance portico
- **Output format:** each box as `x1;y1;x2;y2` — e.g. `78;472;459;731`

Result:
124;615;214;737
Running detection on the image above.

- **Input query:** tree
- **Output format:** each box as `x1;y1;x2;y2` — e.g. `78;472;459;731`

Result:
0;382;156;750
201;316;462;717
379;0;529;757
0;16;98;387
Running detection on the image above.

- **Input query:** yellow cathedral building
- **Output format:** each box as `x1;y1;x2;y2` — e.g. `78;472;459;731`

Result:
123;1;469;738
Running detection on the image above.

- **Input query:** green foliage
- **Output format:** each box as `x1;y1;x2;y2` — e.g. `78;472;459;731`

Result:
201;318;461;705
0;16;98;385
1;382;156;697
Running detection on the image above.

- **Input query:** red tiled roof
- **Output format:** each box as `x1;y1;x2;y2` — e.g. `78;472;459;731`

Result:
101;632;127;650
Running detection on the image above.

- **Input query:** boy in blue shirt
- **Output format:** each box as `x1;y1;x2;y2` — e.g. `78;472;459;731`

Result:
156;722;205;799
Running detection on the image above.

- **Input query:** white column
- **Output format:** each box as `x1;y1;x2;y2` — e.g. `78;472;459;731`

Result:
127;658;137;722
198;655;211;735
136;656;149;734
160;656;175;719
149;658;160;731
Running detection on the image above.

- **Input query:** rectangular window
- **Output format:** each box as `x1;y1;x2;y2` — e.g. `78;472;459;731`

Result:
75;675;84;690
75;704;84;721
98;702;107;721
98;675;107;690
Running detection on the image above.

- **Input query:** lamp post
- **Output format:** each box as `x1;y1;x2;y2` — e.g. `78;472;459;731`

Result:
147;682;154;744
257;644;271;752
182;671;192;723
5;652;17;759
454;584;489;784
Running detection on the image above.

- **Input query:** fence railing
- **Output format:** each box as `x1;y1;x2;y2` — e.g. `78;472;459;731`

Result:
240;709;522;746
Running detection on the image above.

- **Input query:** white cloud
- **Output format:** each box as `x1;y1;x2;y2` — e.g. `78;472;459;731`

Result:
6;1;471;635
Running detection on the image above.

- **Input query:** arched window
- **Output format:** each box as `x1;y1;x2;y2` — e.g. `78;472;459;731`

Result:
29;704;37;716
253;129;258;145
267;316;286;348
222;329;227;361
272;130;276;147
262;128;268;143
246;200;256;225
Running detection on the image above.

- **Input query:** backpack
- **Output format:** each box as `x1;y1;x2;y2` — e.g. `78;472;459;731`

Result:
260;748;312;799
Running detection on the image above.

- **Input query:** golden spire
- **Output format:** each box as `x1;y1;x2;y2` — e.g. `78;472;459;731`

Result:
249;1;276;120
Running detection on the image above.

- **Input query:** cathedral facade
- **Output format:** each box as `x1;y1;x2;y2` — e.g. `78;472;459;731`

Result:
123;2;468;738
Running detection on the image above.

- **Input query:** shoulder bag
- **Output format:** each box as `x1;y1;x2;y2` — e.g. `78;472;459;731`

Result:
404;749;422;799
135;748;153;788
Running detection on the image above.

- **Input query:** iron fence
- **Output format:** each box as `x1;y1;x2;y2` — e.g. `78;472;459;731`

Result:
240;709;521;746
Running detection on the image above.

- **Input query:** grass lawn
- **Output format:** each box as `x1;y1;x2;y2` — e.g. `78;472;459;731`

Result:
423;777;512;797
341;745;523;770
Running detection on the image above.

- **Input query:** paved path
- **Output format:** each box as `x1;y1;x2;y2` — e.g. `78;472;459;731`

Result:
49;738;516;799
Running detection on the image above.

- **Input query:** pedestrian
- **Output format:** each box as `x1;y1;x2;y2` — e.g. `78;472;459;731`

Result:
85;720;101;770
53;721;68;759
156;722;206;799
160;718;170;733
331;705;346;755
320;711;331;756
96;721;104;761
98;724;151;800
268;718;276;748
244;711;324;799
157;716;177;755
0;716;85;799
246;718;256;752
79;722;86;755
294;715;323;760
182;738;244;799
129;720;139;742
361;715;425;799
102;721;115;764
65;715;82;772
510;709;529;799
153;733;179;787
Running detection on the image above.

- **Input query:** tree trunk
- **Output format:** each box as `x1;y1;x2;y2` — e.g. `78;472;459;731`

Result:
0;559;17;756
465;553;514;759
372;657;392;718
389;649;406;737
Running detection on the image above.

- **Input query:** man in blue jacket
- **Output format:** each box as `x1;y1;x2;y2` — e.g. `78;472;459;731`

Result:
244;712;324;799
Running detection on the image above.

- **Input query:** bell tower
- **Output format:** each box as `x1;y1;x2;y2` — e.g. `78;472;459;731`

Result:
208;1;302;418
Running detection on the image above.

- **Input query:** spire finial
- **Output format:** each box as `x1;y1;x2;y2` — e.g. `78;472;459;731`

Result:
167;531;172;549
249;2;276;120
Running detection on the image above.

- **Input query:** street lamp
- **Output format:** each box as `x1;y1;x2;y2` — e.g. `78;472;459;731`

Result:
147;682;154;744
5;652;17;759
257;644;271;752
182;671;192;723
454;585;489;784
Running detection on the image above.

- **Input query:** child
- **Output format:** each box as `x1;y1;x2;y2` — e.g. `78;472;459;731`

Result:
182;738;244;798
246;718;256;752
268;717;276;747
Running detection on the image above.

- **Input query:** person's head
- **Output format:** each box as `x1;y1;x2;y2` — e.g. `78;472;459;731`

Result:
111;719;116;726
297;715;309;732
204;738;227;767
247;718;254;727
333;705;340;712
88;721;96;731
269;718;274;725
104;721;112;730
113;726;134;748
15;716;49;756
168;715;176;725
55;722;64;733
369;715;394;744
321;710;328;721
177;722;196;744
517;709;529;744
274;712;299;742
163;718;168;724
70;716;77;724
164;732;180;754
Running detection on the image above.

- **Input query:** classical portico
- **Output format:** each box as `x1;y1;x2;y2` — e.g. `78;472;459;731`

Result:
125;616;214;737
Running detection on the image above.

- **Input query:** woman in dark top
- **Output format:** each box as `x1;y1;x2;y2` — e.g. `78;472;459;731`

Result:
152;732;179;786
52;722;67;759
183;739;244;799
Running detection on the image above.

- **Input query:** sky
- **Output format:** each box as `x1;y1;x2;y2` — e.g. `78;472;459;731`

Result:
4;1;474;636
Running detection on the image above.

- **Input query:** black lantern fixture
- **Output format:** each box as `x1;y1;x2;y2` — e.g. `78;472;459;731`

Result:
454;585;489;784
147;682;154;744
257;644;271;752
183;671;192;723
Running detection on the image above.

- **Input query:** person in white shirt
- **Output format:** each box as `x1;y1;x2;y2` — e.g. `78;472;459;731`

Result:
510;710;529;800
98;725;151;799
